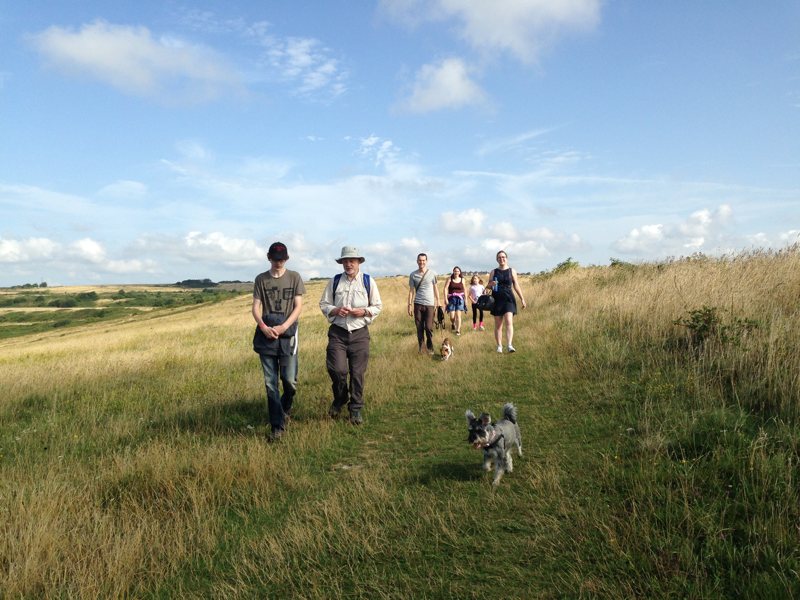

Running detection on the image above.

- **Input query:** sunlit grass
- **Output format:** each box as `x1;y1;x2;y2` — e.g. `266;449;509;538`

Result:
1;249;798;597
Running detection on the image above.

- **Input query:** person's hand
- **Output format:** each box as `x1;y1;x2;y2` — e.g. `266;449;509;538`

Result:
260;323;279;339
407;305;413;317
521;299;527;310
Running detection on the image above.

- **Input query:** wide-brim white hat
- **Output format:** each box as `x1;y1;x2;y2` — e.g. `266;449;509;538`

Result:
335;246;365;263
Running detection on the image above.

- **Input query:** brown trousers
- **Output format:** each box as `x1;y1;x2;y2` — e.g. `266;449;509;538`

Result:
326;324;370;412
414;303;435;350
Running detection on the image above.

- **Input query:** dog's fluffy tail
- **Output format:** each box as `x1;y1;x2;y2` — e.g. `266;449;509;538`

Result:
502;403;517;424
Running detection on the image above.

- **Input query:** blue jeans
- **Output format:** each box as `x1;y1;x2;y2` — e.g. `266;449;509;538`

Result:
259;352;298;432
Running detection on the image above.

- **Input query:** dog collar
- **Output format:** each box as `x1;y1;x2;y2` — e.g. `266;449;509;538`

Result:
484;432;504;449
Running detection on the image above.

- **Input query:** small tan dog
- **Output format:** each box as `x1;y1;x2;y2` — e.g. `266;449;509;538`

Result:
440;337;454;361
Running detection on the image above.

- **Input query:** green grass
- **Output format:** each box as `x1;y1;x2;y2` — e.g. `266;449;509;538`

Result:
1;252;799;598
0;287;241;340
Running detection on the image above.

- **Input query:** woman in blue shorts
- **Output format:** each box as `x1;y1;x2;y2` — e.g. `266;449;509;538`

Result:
443;266;468;335
487;250;527;353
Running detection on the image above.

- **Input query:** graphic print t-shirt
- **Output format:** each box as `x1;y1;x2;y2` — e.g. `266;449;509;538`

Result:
252;269;306;355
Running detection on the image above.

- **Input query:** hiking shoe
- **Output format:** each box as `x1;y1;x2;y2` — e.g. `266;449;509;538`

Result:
328;404;342;419
349;411;363;425
496;345;503;353
507;345;516;353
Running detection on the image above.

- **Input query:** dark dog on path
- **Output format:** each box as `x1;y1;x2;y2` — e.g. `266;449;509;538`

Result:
434;305;446;330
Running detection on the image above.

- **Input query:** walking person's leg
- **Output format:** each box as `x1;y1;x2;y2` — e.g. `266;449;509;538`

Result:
494;315;503;352
260;354;285;436
326;327;349;415
279;352;298;421
346;327;370;424
423;305;435;350
504;312;515;351
413;303;425;352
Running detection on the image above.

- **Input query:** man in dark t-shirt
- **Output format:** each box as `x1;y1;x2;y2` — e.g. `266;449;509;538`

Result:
252;241;306;442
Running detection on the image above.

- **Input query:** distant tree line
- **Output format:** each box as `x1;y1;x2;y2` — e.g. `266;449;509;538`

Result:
10;282;48;289
175;279;218;288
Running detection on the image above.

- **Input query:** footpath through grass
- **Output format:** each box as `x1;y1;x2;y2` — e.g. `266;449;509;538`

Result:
149;296;628;599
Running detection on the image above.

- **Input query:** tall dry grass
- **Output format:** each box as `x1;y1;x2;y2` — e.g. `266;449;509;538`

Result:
532;248;800;414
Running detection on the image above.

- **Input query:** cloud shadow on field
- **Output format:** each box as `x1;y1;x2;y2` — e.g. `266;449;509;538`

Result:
151;398;266;436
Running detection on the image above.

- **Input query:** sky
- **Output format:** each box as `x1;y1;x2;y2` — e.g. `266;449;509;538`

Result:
1;0;799;286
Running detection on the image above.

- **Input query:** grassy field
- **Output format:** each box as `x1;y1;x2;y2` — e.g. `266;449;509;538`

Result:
1;249;799;598
0;286;242;340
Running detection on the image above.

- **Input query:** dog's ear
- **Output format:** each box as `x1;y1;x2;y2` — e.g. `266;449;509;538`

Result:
465;409;476;423
480;412;491;425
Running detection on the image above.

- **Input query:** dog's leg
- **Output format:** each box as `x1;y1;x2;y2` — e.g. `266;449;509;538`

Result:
482;450;492;472
506;451;514;473
492;462;505;486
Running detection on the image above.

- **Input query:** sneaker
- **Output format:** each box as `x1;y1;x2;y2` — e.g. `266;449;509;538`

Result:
507;345;516;353
268;429;284;443
472;323;477;330
479;323;485;331
496;345;503;353
328;404;342;419
349;410;363;425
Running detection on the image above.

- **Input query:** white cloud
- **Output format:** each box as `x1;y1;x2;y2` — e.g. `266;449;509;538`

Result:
29;20;243;103
400;238;423;251
489;221;519;239
440;208;486;235
0;237;59;263
71;238;107;263
183;231;262;266
360;135;401;168
613;205;734;255
381;0;601;63
399;57;487;113
263;36;347;98
503;239;552;262
746;229;800;249
613;224;665;254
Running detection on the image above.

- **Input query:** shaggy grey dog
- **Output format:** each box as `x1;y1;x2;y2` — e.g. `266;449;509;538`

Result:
465;403;523;486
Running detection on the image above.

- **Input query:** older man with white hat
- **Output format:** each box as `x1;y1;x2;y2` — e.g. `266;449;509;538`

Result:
319;246;382;425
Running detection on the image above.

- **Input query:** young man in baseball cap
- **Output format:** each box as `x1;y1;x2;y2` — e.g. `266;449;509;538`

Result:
252;241;306;442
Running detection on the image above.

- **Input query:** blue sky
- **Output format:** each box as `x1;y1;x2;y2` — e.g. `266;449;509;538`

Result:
1;1;798;286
